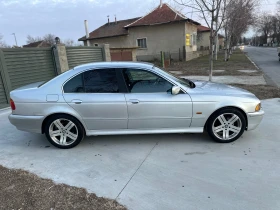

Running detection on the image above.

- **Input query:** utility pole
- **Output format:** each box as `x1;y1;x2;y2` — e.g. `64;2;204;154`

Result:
11;33;18;46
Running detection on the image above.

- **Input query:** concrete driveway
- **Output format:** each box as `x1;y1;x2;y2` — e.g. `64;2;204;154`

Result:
245;46;280;87
0;99;280;210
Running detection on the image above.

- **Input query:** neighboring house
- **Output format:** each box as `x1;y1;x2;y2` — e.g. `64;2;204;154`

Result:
22;40;51;48
197;25;224;51
79;3;200;61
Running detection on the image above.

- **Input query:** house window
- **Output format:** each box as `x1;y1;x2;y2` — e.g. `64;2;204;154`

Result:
137;38;147;48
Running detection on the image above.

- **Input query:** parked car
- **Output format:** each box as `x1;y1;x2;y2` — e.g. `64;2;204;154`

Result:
9;62;264;149
278;47;280;61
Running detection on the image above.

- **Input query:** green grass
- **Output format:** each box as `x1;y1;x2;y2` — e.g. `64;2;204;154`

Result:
184;49;257;71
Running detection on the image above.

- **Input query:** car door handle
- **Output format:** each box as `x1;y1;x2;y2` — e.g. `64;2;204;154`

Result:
71;99;82;104
129;99;140;104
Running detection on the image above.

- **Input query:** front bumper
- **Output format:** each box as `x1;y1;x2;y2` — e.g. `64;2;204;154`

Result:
8;114;44;133
247;110;265;130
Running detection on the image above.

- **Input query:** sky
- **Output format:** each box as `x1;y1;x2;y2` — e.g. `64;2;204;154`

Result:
0;0;278;46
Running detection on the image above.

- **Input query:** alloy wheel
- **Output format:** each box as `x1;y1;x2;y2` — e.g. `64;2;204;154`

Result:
212;113;242;141
49;118;78;146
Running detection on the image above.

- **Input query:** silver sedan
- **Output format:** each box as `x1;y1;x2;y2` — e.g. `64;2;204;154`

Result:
9;62;264;149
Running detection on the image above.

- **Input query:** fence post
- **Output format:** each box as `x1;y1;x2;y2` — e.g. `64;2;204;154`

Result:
161;51;165;68
101;44;111;62
179;48;181;61
183;46;187;61
53;44;69;74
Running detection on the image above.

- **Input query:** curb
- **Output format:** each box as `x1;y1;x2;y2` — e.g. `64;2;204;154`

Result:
245;53;278;87
245;54;259;70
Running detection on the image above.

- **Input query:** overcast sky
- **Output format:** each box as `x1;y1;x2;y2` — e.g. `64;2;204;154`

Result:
0;0;278;46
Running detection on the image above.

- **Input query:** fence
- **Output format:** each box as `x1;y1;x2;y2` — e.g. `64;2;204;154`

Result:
66;47;104;69
0;45;107;108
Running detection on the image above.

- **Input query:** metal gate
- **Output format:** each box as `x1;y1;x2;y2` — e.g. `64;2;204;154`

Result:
66;47;104;69
111;50;133;61
0;48;57;108
0;71;8;109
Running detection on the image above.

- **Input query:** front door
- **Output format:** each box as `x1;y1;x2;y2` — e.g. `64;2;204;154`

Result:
122;68;192;130
63;68;128;130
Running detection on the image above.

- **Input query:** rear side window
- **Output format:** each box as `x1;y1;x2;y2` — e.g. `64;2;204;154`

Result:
63;69;119;93
64;73;84;93
84;69;119;93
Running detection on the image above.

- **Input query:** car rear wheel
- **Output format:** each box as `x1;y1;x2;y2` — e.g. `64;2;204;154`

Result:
45;114;84;149
207;108;246;143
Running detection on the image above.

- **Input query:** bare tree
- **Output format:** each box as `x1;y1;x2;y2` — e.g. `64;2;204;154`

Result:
0;34;10;48
43;34;56;45
26;34;56;45
63;39;75;46
26;35;42;44
256;13;273;45
223;0;257;60
174;0;229;81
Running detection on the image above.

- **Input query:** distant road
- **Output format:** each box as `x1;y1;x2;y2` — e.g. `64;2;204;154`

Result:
244;46;280;87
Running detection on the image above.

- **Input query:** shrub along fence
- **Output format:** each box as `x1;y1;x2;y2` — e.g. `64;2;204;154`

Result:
0;44;109;108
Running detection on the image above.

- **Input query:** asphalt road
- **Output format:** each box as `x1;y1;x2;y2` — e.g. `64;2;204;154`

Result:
244;46;280;87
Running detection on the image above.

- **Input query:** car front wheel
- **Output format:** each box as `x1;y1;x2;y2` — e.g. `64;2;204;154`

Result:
45;114;84;149
207;108;246;143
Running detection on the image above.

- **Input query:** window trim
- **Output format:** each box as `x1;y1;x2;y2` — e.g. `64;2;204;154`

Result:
62;68;125;94
136;37;147;49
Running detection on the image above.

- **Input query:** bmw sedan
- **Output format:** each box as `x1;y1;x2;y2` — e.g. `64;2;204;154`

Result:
9;62;264;149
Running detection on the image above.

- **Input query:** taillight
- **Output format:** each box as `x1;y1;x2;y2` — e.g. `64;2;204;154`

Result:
10;99;16;110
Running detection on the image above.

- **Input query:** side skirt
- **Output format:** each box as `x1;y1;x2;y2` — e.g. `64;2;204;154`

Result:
86;127;204;136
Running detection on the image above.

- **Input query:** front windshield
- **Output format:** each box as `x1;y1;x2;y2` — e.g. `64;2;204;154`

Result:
153;66;193;88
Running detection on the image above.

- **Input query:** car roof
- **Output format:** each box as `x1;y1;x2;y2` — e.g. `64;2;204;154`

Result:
73;61;154;71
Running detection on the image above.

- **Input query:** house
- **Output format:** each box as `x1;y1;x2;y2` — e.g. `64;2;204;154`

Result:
78;3;200;61
197;25;224;51
22;40;51;48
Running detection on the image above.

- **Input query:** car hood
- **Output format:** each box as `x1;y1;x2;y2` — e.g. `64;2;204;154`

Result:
190;80;254;95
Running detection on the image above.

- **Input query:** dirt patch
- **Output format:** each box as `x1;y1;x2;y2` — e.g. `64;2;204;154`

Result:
166;50;261;76
0;165;126;210
229;84;280;100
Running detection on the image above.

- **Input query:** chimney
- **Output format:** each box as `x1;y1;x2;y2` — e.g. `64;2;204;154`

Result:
107;15;110;25
160;0;163;7
84;20;90;46
115;15;117;24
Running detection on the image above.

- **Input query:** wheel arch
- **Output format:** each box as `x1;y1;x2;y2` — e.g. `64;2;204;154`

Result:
204;106;248;131
41;113;86;134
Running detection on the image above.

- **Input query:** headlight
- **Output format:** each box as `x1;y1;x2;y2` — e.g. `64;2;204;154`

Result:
255;103;261;111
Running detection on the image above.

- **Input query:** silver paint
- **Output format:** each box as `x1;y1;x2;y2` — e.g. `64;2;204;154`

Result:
8;62;264;137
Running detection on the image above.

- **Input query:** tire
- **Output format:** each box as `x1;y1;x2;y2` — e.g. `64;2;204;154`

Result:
44;114;84;149
207;108;246;143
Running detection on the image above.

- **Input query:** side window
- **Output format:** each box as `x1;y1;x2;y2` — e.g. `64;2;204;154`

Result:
123;69;173;93
84;69;119;93
64;73;84;93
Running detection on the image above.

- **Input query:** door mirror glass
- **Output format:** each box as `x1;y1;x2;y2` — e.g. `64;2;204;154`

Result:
171;86;181;95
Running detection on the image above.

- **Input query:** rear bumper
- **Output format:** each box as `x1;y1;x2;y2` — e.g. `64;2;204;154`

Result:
8;114;44;133
247;110;265;131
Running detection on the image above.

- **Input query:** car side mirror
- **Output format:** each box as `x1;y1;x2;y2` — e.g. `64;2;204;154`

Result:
171;86;181;95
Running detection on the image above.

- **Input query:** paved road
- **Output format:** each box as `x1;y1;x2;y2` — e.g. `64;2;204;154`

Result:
244;46;280;87
1;99;280;210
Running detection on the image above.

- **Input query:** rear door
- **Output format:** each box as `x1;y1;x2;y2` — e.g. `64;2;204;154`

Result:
122;68;192;129
63;68;128;130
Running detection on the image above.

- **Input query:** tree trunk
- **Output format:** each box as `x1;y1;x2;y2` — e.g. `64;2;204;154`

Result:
209;11;214;82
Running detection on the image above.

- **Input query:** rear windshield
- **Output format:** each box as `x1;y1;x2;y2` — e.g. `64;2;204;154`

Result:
38;70;72;87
